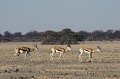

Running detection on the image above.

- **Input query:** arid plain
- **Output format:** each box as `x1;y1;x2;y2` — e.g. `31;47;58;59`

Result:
0;41;120;79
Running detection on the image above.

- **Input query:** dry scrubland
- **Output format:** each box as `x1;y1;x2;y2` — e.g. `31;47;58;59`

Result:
0;41;120;79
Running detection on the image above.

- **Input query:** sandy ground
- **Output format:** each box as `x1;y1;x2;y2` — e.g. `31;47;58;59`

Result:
0;41;120;79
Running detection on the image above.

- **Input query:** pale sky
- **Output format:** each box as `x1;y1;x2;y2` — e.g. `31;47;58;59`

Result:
0;0;120;34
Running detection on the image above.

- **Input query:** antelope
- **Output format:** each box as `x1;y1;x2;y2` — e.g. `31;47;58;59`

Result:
50;44;72;61
78;46;102;62
13;43;39;60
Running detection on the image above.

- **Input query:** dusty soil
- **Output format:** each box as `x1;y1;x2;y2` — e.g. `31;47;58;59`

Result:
0;42;120;79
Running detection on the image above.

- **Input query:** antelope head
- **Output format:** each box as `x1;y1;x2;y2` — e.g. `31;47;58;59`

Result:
34;43;39;51
66;44;72;51
96;46;102;52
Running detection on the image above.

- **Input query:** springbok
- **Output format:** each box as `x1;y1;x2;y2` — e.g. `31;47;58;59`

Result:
78;46;102;62
50;44;72;61
13;43;39;60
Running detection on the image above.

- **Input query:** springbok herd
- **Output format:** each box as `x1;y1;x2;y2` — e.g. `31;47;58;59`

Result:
13;43;102;62
1;42;120;79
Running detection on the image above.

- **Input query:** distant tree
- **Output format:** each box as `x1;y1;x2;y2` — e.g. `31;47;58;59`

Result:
0;33;2;38
3;31;13;38
0;33;2;42
60;28;74;35
105;30;114;40
41;30;60;44
41;28;79;44
89;30;105;41
77;31;89;41
13;32;22;37
57;28;78;44
113;30;120;40
42;30;57;37
13;32;23;41
2;31;13;42
24;31;40;42
25;31;40;37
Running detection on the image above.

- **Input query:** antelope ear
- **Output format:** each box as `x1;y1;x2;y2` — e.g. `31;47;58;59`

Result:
34;43;37;47
97;46;101;49
67;44;69;46
67;44;71;48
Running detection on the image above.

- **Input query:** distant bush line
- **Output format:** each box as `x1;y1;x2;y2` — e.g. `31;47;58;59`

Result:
0;28;120;44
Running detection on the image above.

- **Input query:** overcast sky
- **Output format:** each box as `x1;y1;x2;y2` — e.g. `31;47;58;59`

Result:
0;0;120;34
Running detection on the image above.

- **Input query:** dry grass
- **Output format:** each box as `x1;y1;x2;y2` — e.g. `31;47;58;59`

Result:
0;41;120;79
